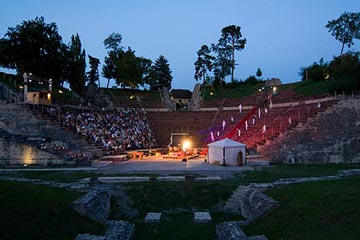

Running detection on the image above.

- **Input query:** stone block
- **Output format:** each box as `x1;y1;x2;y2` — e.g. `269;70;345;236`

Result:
194;212;212;223
216;221;268;240
238;186;279;222
145;212;162;223
97;176;150;183
156;176;185;182
72;189;111;222
195;176;222;182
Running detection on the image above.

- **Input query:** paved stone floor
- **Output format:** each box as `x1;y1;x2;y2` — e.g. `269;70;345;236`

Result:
95;157;256;178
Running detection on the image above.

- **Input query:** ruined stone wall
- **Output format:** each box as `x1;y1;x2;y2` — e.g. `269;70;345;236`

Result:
269;99;360;164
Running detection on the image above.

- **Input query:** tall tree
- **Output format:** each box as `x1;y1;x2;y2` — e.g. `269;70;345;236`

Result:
66;33;86;94
87;55;100;86
0;17;67;87
102;33;123;88
115;48;150;89
212;43;232;84
194;44;215;83
256;68;262;79
326;12;360;56
214;25;246;83
148;55;172;90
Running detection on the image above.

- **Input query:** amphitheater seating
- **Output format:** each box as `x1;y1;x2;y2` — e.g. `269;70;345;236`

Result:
146;111;216;147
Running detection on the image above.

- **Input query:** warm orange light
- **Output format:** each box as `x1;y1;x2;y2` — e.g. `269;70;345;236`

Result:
47;93;51;100
182;140;191;151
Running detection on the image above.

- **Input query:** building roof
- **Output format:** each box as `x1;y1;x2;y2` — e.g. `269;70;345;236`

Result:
208;138;246;148
170;89;192;99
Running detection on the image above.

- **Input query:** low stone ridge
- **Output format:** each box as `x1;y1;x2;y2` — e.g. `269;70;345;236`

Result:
145;212;162;223
75;234;105;240
337;169;360;177
238;186;279;222
195;176;222;182
194;212;212;223
72;189;111;222
273;175;340;185
156;176;185;182
75;220;134;240
97;176;150;183
216;221;267;240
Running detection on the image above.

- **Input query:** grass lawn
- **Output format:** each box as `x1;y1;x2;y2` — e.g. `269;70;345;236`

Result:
0;180;105;240
123;182;242;240
238;163;360;185
1;164;359;239
243;176;360;240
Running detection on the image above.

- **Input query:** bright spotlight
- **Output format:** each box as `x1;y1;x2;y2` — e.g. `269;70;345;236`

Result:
182;140;191;151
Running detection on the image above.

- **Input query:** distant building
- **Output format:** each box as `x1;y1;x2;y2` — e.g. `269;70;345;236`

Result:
170;89;192;110
23;73;52;105
265;78;282;87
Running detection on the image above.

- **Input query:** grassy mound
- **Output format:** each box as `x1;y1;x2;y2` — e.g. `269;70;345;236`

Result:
243;176;360;240
0;180;105;240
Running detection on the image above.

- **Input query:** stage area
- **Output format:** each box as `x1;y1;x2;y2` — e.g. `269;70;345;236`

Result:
94;157;257;178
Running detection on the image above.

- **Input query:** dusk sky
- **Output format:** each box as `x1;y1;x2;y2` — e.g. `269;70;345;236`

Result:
1;0;359;90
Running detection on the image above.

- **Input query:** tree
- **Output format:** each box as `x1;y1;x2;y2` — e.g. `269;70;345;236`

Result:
87;55;100;86
326;12;360;56
114;48;151;89
299;58;329;81
0;17;67;87
102;33;123;88
194;44;215;83
211;41;232;86
214;25;246;83
256;68;262;79
104;33;123;51
66;34;86;94
148;55;172;90
328;51;360;93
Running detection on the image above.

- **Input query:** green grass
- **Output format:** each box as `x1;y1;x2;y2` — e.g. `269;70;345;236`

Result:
1;164;359;239
0;180;106;240
202;82;263;100
243;176;360;240
133;212;223;240
126;182;242;240
278;80;331;96
238;164;360;185
125;181;237;216
2;171;159;183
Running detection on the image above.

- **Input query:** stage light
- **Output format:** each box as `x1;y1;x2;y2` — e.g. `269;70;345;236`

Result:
182;140;191;151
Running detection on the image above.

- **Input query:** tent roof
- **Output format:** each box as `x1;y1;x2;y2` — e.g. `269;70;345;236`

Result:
208;138;246;148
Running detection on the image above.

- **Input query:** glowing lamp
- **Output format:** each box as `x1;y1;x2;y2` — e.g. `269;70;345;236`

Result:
182;140;191;152
210;91;214;96
47;93;51;100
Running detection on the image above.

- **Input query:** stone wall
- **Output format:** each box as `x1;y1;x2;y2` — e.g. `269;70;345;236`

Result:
269;99;360;163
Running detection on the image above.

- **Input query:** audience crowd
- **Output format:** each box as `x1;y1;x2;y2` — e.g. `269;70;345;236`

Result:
48;107;157;152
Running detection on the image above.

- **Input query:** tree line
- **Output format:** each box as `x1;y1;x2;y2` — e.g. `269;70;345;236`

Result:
0;17;173;94
299;12;360;93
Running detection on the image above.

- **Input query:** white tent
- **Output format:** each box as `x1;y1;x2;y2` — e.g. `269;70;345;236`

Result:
207;138;246;166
